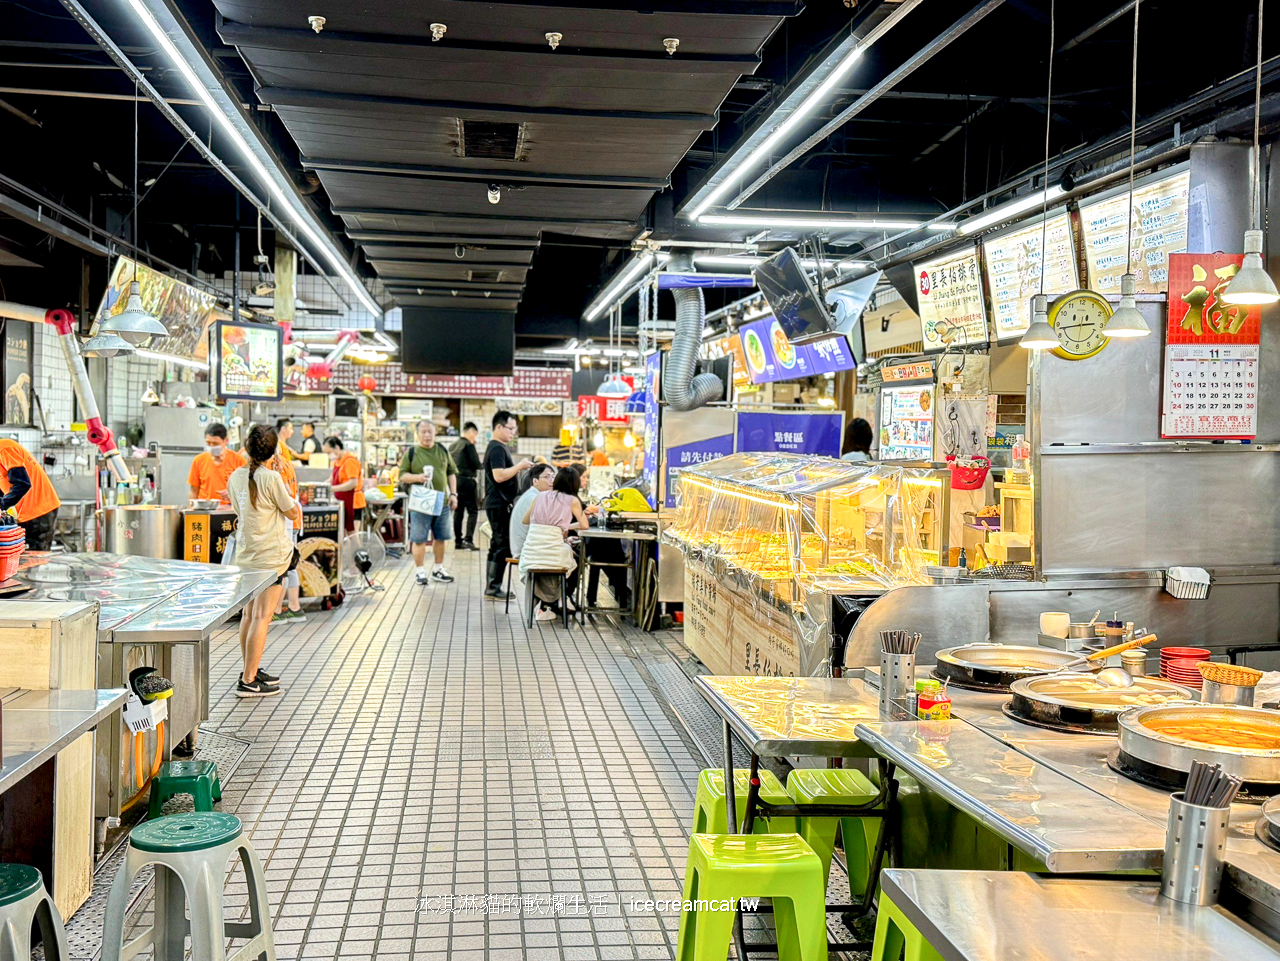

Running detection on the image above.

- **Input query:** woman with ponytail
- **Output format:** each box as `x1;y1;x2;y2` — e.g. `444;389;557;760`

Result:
228;424;301;697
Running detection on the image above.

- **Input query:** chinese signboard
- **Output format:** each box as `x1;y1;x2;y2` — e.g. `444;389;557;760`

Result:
665;434;735;509
737;318;856;384
1081;170;1190;295
577;395;630;424
736;411;842;457
328;364;572;399
881;361;934;383
1160;252;1260;439
642;352;661;508
983;211;1078;339
2;319;33;426
915;246;989;349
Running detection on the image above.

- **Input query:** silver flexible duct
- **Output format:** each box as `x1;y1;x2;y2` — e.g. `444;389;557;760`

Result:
662;251;723;411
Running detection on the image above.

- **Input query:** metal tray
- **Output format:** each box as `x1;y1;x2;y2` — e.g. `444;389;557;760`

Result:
933;643;1098;692
1116;704;1280;786
1004;674;1196;735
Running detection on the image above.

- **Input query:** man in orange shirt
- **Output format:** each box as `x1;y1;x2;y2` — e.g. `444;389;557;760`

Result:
0;438;61;550
187;423;245;503
324;436;364;533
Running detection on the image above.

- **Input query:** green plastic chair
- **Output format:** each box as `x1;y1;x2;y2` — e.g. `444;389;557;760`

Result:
676;833;828;961
148;759;222;819
871;889;945;961
0;864;68;961
693;768;797;834
786;767;881;896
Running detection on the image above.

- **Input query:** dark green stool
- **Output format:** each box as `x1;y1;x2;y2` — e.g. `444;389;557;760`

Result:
148;759;222;819
0;863;69;960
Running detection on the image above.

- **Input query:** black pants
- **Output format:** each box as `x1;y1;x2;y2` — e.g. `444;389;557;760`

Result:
455;477;479;546
586;537;629;605
20;507;57;551
485;503;513;590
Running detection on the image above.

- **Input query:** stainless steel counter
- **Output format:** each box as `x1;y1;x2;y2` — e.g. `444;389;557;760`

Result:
0;687;127;792
881;869;1280;961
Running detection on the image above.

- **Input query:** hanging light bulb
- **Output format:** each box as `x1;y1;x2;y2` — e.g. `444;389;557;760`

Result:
1104;272;1151;337
140;384;161;405
82;331;136;358
1020;295;1060;350
101;281;168;345
623;430;636;449
1222;229;1279;305
593;430;605;449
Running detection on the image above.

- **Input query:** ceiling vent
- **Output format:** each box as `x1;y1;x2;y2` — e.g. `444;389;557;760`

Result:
468;269;503;283
456;120;525;161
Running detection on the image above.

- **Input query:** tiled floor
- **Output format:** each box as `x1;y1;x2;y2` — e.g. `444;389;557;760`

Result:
203;552;705;960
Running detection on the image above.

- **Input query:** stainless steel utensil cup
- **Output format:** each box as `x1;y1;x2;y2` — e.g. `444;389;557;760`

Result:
1202;678;1255;707
1121;649;1146;677
880;652;916;718
1161;791;1229;905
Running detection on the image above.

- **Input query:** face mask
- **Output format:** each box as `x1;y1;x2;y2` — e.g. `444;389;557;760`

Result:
207;445;225;458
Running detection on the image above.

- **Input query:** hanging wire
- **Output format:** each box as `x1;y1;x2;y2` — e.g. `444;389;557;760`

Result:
1038;0;1055;295
132;75;139;285
1252;0;1265;229
1125;0;1141;273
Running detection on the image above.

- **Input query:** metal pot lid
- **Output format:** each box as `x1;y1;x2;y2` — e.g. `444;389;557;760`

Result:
1262;793;1280;832
1117;704;1280;784
936;644;1089;673
1008;674;1196;716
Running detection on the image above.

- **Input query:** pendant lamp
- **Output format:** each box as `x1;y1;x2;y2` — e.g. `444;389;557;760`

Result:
1104;0;1151;337
1223;0;1279;306
82;331;136;358
1020;3;1062;351
1020;295;1060;349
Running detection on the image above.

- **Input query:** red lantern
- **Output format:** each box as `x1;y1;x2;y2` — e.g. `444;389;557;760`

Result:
357;376;378;393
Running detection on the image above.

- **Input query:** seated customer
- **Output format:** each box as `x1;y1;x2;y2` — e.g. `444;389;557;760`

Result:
519;468;588;621
509;464;554;560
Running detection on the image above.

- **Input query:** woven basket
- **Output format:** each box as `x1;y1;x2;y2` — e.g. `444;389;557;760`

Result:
1196;661;1263;688
296;560;331;597
298;536;338;561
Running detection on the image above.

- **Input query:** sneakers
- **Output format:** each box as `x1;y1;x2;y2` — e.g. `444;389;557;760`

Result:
284;609;307;624
236;677;280;698
271;612;290;623
252;666;279;683
535;606;557;622
415;569;431;585
431;567;455;583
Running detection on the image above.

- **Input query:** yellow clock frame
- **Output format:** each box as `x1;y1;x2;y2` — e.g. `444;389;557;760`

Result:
1047;289;1113;361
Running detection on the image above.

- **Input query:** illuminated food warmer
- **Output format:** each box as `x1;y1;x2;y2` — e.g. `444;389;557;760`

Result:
668;453;950;676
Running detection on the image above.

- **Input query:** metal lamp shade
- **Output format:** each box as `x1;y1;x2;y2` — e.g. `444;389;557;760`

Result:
1221;232;1279;306
82;331;137;358
101;281;168;345
1019;295;1060;349
1104;273;1151;337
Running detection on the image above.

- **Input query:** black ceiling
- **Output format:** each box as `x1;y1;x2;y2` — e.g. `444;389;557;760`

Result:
211;0;796;315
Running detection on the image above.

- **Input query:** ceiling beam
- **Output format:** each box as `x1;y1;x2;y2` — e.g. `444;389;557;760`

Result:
347;232;541;246
365;250;534;263
258;87;717;127
218;21;760;67
375;260;532;270
446;0;798;12
334;208;639;228
385;282;526;291
305;157;666;190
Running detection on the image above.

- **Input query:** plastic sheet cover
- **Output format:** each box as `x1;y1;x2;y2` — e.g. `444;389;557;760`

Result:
668;453;946;677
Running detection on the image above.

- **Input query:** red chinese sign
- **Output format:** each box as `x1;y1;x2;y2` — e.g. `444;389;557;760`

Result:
326;364;571;399
1161;253;1260;439
577;396;630;424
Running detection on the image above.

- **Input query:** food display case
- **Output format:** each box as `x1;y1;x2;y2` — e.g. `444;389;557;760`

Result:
668;453;950;677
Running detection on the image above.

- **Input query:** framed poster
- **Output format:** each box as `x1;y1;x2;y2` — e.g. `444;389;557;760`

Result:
1160;252;1260;439
878;384;934;461
983;211;1078;340
215;320;283;402
915;245;989;350
2;319;34;426
1080;169;1190;295
96;256;220;360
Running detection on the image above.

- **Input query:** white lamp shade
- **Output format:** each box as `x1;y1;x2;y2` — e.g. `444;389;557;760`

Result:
1104;273;1151;337
82;332;137;358
1019;294;1060;349
1221;232;1279;305
101;281;168;345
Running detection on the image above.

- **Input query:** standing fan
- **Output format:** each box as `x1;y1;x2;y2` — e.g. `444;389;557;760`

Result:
341;531;388;593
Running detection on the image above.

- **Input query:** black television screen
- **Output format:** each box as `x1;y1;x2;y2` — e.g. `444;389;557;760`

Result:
753;247;837;344
401;308;515;376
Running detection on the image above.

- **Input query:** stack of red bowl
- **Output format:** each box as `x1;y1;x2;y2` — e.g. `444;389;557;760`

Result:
1161;647;1211;686
0;524;25;580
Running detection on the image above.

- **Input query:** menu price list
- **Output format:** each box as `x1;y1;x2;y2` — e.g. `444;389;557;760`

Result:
1160;344;1258;439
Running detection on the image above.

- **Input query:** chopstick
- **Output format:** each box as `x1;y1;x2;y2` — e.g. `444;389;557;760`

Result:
880;630;921;655
1184;759;1243;808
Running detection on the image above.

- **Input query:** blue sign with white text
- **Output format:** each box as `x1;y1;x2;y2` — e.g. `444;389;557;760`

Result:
665;434;735;509
736;412;842;457
642;351;661;508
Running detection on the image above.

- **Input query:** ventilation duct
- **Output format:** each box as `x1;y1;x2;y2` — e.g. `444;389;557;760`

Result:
662;251;723;411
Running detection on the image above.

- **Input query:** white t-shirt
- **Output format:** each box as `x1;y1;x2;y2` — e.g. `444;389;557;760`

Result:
228;465;295;575
508;487;539;558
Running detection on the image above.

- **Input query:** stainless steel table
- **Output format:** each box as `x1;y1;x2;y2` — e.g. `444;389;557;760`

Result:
574;526;657;626
0;687;127;793
882;869;1280;961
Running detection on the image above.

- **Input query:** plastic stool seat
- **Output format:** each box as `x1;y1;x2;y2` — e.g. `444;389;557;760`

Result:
694;768;797;835
786;768;881;896
148;759;222;818
871;891;944;961
0;865;40;908
130;812;243;853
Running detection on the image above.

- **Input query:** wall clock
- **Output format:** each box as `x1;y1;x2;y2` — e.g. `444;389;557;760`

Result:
1047;289;1113;360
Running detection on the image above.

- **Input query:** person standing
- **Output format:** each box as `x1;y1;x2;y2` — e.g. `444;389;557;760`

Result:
276;417;298;459
449;421;482;551
0;437;60;550
483;410;532;599
188;422;245;503
228;425;300;697
325;436;364;534
298;422;320;464
269;429;306;623
399;419;458;585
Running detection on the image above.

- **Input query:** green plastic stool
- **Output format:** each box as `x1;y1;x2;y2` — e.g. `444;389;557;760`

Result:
786;768;881;896
148;759;222;819
871;890;944;961
676;833;828;961
0;863;69;961
101;813;276;961
693;768;797;835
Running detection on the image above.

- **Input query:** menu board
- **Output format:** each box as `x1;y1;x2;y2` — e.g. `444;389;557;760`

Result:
1160;252;1260;439
878;384;934;461
1080;170;1190;295
983;211;1078;340
2;319;33;426
215;320;283;402
95;256;221;360
915;246;989;349
737;317;855;384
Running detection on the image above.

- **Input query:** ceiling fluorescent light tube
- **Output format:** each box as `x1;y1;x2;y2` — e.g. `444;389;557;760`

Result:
584;252;654;321
697;214;951;231
134;348;210;370
958;186;1066;235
